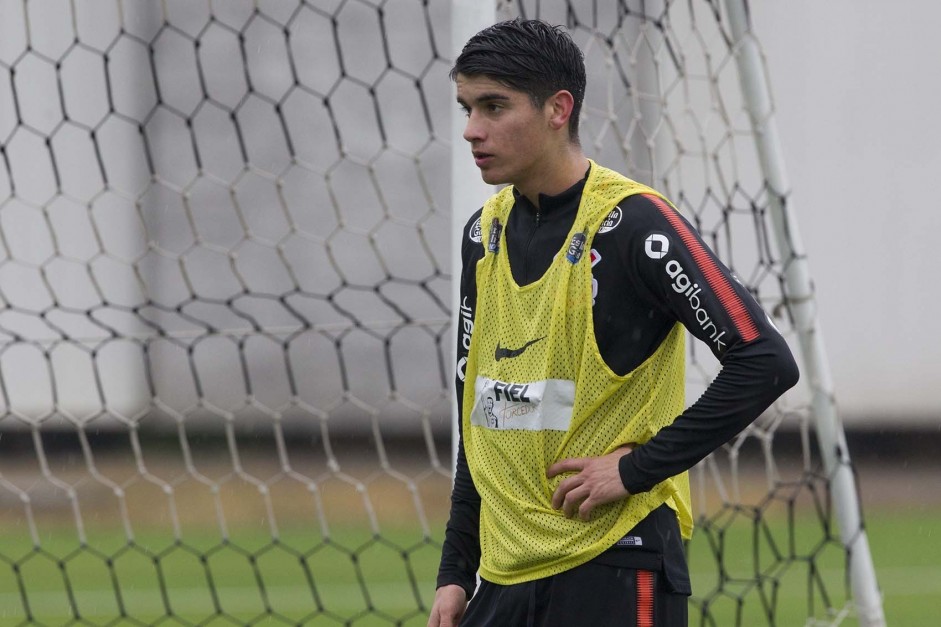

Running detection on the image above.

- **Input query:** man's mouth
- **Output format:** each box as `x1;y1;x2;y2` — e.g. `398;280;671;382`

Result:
473;152;493;167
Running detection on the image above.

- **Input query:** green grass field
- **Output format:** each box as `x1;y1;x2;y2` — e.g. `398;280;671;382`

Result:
687;505;941;626
0;505;936;626
855;508;941;626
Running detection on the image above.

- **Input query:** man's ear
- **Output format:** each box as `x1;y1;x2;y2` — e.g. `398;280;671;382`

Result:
545;90;575;133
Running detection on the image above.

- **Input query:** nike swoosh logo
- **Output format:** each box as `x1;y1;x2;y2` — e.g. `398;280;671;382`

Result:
494;337;546;361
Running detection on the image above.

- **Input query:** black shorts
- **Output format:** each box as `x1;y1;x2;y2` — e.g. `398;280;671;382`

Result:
460;505;690;627
459;561;687;627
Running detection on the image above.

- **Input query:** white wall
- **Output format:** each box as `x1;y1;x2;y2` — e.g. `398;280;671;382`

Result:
752;2;941;425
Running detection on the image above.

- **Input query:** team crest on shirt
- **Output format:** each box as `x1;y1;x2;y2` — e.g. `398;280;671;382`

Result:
566;232;587;263
487;217;502;253
598;206;623;233
469;217;482;243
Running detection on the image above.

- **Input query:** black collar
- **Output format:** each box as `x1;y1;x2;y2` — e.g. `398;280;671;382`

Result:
511;165;591;218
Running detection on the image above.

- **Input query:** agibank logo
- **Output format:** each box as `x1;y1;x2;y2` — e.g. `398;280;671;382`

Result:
641;231;729;352
665;259;727;352
645;233;669;259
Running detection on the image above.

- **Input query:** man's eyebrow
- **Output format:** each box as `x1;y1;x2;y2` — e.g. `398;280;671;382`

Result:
457;92;512;107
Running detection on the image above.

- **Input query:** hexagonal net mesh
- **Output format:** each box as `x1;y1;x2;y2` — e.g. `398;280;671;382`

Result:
0;0;874;625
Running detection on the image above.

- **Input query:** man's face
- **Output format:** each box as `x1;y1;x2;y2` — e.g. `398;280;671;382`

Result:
455;74;552;189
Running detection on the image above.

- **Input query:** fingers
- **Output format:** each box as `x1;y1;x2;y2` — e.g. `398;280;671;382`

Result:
549;447;634;520
549;458;591;516
428;585;466;627
547;446;632;479
545;456;585;479
551;474;576;510
430;612;458;627
565;487;591;519
427;606;458;626
551;473;593;519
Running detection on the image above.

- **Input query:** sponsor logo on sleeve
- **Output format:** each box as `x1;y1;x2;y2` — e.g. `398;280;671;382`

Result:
598;206;623;233
641;231;730;352
469;217;482;243
644;233;670;259
645;193;760;344
459;297;474;350
457;296;473;381
665;259;727;352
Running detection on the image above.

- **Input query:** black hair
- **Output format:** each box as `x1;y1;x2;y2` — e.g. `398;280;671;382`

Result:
451;19;586;143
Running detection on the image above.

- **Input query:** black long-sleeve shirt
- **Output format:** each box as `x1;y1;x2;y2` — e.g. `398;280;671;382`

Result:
439;171;799;597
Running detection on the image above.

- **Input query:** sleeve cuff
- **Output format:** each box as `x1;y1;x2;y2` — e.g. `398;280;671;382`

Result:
619;450;655;494
436;573;475;601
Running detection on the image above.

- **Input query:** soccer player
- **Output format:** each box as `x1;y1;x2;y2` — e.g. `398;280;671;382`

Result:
429;19;799;627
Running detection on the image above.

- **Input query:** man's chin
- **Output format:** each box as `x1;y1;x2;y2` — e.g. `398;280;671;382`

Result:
478;168;507;186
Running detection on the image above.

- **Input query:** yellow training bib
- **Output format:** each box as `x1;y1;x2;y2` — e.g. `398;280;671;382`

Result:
463;161;692;585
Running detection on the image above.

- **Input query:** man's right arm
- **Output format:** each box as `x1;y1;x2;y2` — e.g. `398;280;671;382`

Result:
433;211;484;605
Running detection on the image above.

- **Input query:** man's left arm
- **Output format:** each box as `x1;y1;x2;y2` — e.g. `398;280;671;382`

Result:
616;193;800;493
549;193;799;517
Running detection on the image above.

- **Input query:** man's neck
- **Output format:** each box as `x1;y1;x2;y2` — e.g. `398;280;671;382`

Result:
516;150;590;209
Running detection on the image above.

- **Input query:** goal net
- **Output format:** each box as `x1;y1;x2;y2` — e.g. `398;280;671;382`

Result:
0;1;881;625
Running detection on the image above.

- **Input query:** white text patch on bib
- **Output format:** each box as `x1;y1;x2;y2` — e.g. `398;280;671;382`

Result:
470;377;575;431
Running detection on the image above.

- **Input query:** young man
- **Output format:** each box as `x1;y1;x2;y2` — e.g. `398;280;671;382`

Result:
429;19;799;627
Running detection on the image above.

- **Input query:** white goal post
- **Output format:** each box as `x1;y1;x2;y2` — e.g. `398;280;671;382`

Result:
722;2;883;624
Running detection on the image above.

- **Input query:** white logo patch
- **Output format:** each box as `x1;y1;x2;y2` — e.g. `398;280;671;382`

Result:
665;259;727;352
645;233;670;259
471;377;575;432
598;207;623;233
459;297;474;351
615;535;644;547
469;217;482;243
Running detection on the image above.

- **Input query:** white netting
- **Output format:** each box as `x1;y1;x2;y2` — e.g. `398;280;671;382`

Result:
0;1;869;625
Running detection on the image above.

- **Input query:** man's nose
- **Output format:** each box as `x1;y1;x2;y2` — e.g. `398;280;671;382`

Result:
462;112;484;143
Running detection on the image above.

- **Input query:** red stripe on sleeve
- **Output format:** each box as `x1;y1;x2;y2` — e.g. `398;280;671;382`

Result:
636;569;655;627
645;194;761;343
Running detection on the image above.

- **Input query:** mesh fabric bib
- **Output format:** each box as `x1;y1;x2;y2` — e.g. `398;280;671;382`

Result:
463;161;692;584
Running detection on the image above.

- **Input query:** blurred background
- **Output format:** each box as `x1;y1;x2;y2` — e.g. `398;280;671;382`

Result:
754;1;941;429
754;3;941;530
